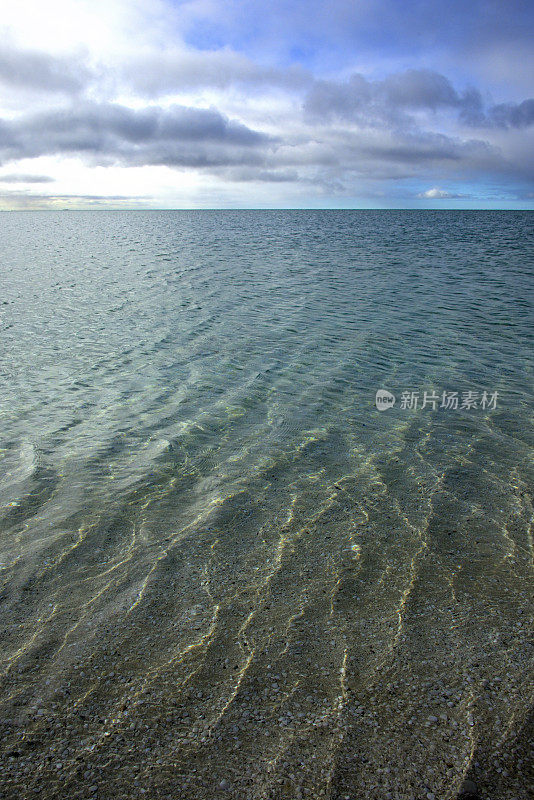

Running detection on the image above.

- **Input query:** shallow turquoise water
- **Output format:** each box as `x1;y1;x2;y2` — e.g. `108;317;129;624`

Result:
0;210;532;799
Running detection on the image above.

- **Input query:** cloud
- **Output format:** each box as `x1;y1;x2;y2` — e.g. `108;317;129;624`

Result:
213;166;300;183
0;43;89;94
417;187;470;199
0;173;55;183
0;102;273;169
303;74;372;122
272;129;503;188
0;192;152;210
380;70;461;110
0;92;515;199
487;99;534;129
0;94;502;190
120;49;311;97
357;132;498;169
0;1;532;206
304;68;533;132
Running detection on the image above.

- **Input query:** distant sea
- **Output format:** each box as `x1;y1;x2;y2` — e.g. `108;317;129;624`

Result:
0;210;532;800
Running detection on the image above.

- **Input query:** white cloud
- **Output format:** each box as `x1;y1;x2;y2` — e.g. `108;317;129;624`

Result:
417;187;470;199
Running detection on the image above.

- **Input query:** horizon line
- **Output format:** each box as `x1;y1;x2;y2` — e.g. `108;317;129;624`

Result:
1;206;532;212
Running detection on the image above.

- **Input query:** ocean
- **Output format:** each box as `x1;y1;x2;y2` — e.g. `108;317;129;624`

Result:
0;210;532;799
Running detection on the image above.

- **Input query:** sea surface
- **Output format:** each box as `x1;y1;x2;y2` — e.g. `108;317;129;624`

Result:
0;210;532;800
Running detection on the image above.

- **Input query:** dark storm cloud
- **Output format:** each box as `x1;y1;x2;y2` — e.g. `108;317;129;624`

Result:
0;44;89;94
0;102;273;168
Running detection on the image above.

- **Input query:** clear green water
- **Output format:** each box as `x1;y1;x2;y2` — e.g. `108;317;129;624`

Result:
0;210;532;799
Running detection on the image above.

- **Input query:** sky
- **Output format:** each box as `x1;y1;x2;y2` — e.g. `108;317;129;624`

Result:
0;0;533;209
